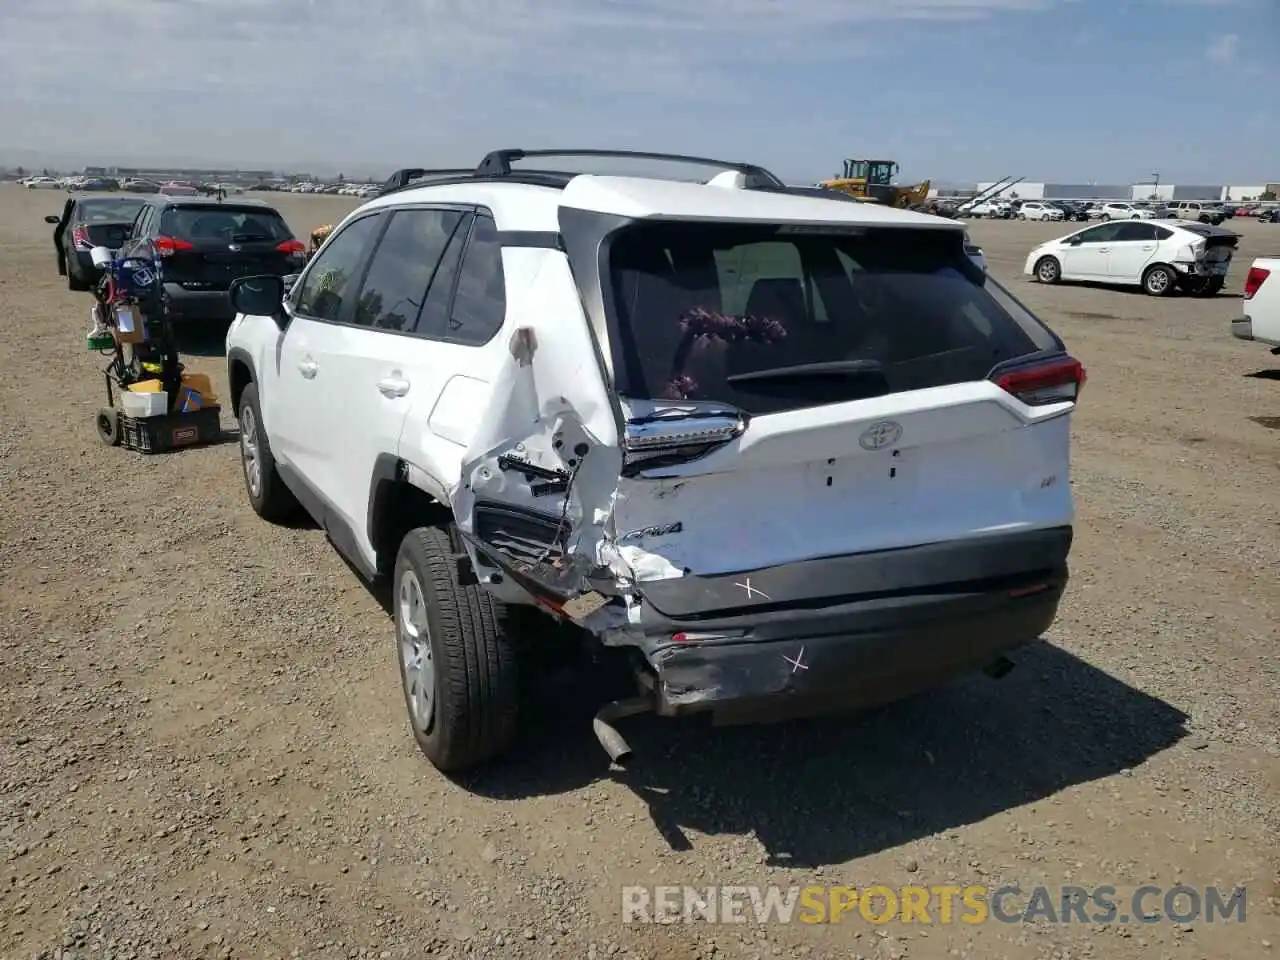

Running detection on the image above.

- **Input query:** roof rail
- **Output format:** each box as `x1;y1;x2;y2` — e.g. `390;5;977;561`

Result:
380;167;477;193
473;148;786;188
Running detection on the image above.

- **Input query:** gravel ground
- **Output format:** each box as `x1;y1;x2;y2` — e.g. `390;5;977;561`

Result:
0;187;1276;960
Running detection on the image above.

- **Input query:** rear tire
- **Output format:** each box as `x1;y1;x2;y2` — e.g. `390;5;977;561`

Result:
394;525;519;772
96;407;121;446
237;381;299;522
1142;264;1178;297
1035;256;1062;284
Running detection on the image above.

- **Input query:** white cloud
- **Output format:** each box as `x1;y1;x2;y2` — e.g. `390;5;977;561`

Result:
1206;33;1240;63
0;0;1072;170
0;0;1062;102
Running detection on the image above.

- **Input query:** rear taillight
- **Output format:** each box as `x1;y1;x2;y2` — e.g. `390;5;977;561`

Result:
276;238;306;256
621;405;746;474
992;355;1085;405
1244;266;1269;300
153;235;194;256
71;224;92;250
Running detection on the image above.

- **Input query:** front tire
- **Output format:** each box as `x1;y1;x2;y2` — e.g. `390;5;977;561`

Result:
1142;264;1178;297
394;526;519;772
237;381;299;522
1035;256;1062;284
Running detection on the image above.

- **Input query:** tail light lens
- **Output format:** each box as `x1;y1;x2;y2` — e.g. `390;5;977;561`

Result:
1244;266;1269;300
621;402;746;474
153;235;194;256
71;224;92;249
276;238;306;256
992;355;1085;405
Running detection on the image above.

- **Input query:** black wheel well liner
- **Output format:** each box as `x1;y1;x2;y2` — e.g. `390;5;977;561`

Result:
368;454;452;577
226;346;255;415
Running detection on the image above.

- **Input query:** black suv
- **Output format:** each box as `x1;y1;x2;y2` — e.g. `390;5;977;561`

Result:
118;197;307;321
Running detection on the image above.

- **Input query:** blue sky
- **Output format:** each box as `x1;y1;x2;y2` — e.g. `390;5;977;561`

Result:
1;0;1275;184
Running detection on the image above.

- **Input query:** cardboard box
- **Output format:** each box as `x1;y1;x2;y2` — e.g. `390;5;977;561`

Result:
112;304;147;345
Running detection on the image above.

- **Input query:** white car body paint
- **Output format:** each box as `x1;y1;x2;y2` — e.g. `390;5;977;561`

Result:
227;159;1083;716
1024;219;1238;289
1234;257;1280;349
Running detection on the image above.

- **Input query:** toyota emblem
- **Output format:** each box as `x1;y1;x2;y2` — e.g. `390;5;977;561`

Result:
858;420;902;450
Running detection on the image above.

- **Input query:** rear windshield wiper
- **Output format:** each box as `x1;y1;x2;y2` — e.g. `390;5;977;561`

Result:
726;359;885;384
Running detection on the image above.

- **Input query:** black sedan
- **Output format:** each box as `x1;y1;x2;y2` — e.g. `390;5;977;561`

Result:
1052;201;1091;222
47;195;148;291
1259;208;1280;223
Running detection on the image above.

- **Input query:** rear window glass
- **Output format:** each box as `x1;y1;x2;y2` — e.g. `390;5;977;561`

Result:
77;199;145;222
160;206;291;242
607;223;1053;415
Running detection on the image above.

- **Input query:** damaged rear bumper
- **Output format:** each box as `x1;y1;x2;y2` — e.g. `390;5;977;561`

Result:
633;526;1072;721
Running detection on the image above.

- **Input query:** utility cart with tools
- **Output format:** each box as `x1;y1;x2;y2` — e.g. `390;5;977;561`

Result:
86;245;222;453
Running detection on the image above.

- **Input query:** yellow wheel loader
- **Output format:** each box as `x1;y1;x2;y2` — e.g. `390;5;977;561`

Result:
820;159;931;209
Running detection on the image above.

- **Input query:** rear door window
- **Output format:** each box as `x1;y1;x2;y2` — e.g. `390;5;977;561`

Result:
159;205;292;242
413;214;471;338
351;208;466;331
442;213;506;346
1114;222;1157;242
607;223;1055;416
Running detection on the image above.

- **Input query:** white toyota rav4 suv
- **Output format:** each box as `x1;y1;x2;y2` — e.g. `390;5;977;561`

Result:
225;148;1084;772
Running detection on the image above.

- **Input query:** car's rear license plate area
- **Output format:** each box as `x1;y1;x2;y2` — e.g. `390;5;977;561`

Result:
805;449;918;505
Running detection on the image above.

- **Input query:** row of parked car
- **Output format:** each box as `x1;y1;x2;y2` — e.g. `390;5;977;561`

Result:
961;197;1277;224
19;174;247;196
18;174;382;198
258;181;382;197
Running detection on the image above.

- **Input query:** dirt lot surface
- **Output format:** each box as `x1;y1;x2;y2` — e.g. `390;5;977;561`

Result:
1;186;1277;960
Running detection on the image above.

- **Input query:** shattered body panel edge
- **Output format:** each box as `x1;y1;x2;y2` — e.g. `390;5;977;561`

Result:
448;238;647;637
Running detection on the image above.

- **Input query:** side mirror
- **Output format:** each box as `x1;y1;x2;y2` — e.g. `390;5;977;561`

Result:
1067;236;1085;245
44;215;60;224
229;274;286;326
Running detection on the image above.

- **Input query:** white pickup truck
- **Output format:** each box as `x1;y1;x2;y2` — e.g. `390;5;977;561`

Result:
1233;259;1280;355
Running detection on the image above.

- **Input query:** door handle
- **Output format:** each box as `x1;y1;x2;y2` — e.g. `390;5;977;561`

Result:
1097;247;1110;253
1140;245;1154;251
298;358;318;378
376;376;410;398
